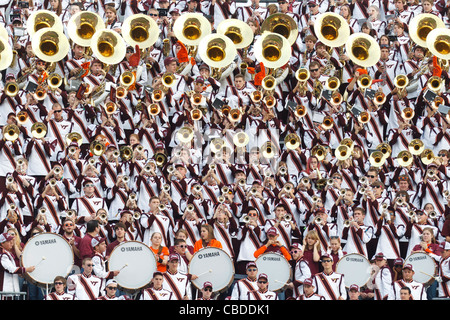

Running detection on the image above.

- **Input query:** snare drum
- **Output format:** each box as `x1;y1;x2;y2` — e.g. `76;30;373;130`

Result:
404;252;437;286
108;241;157;292
336;253;372;288
21;232;74;287
255;252;292;292
188;247;235;292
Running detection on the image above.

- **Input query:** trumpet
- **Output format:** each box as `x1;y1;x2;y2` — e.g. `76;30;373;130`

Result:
159;204;166;211
396;197;405;206
120;145;133;161
343;219;353;228
163;184;171;192
186;204;195;213
284;133;301;150
401;107;415;121
294;105;307;117
429;211;437;219
190;108;203;121
284;214;292;222
65;209;76;219
98;212;108;225
339;189;347;196
90;140;105;156
49;178;57;187
314;216;323;225
122;175;130;183
129;193;137;201
104;101;116;115
5;82;19;97
148;103;160;116
154;152;167;167
133;212;141;221
358;111;371;124
31;122;47;139
152;89;164;102
373;91;386;105
243;214;252;224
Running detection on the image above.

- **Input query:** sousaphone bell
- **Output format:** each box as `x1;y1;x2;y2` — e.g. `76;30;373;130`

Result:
254;31;291;69
172;13;212;46
345;32;380;68
261;13;299;46
409;13;445;48
198;33;237;69
90;29;126;65
122;13;160;49
27;10;64;37
67;11;106;47
217;18;254;49
314;12;350;48
31;27;70;63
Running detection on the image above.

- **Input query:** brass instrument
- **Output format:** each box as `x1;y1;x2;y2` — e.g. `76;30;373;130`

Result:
311;145;327;161
3;124;20;141
172;13;212;46
340;138;354;152
401;107;415;121
426;27;450;61
31;27;70;63
263;95;276;108
228;108;242;123
326;76;340;91
152;89;164;102
233;132;250;147
65;132;83;147
221;104;231;116
331;91;343;105
345;32;380;67
373;91;386;105
120;71;136;88
409;13;445;48
420;148;435;165
314;12;350;48
122;13;160;49
31;122;47;139
261;141;276;159
120;146;133;161
376;143;391;158
357;74;372;89
190;93;204;106
162;72;177;88
5;82;19;97
335;145;351;161
154;152;167;167
47;73;62;90
314;216;323;225
397;150;413;167
27;10;63;37
210;138;225;153
116;86;128;99
284;214;292;222
148;103;160;116
197;33;237;69
262;75;276;91
427;76;443;92
432;96;444;110
408;139;425;155
67;11;106;47
33;84;48;101
284;133;301;150
104;101;117;115
89;140;105;156
295;105;307;118
190;108;203;121
322;115;334;130
250;90;263;103
260;13;299;46
177;126;194;143
90;29;127;65
369;150;385;167
253;31;291;69
358;111;371;124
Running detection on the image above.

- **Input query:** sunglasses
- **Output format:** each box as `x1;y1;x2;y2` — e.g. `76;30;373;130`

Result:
84;184;95;188
322;260;333;263
247;268;258;272
149;13;159;16
54;282;64;285
310;68;319;72
85;264;93;267
203;288;212;292
258;281;268;284
107;287;117;290
373;185;381;189
332;176;342;179
438;154;446;157
54;110;62;113
367;175;376;178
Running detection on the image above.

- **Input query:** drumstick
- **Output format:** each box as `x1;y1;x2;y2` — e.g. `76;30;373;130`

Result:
196;269;212;277
275;280;289;287
420;271;436;278
35;256;46;267
119;263;129;271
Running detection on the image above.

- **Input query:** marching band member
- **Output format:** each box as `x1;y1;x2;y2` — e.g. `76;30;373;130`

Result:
247;273;278;300
312;253;347;300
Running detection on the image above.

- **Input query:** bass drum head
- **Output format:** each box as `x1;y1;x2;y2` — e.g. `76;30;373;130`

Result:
255;252;292;292
21;232;74;287
404;252;437;285
108;241;157;291
188;247;235;292
336;253;372;288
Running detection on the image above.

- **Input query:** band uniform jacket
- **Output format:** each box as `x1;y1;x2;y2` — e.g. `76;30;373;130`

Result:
247;289;278;300
67;272;102;300
230;276;258;300
140;286;174;300
312;271;347;300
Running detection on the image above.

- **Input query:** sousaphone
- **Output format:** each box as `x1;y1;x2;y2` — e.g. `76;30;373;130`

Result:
426;27;450;60
254;31;291;69
67;11;106;47
217;18;254;49
122;13;160;49
314;12;350;48
90;29;126;65
0;38;14;70
345;32;380;68
261;13;299;46
173;13;211;46
31;27;70;63
198;33;237;69
27;10;63;37
409;13;445;48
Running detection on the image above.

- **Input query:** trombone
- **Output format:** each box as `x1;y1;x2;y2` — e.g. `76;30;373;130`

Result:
3;124;20;141
31;122;47;139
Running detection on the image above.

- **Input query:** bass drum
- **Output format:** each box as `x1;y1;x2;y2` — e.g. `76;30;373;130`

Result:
255;252;292;292
336;253;372;288
108;241;157;292
188;247;235;292
21;232;74;287
404;252;437;286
